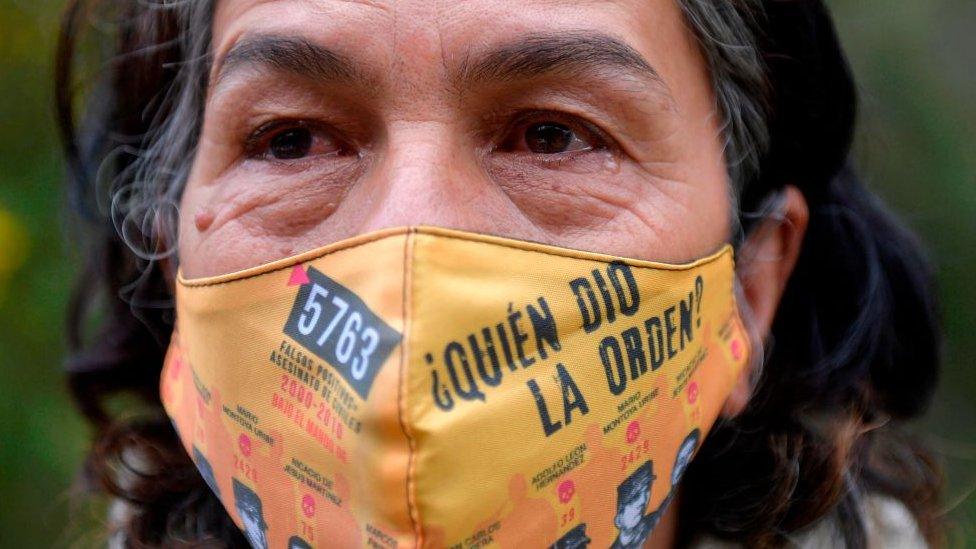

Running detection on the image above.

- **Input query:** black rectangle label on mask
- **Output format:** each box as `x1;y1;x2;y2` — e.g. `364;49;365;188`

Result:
283;267;401;400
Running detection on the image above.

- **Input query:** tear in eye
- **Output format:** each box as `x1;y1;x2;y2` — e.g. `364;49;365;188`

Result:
269;128;313;159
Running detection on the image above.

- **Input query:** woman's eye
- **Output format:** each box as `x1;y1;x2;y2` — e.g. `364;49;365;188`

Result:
245;121;348;161
501;115;607;156
269;127;313;159
525;123;583;154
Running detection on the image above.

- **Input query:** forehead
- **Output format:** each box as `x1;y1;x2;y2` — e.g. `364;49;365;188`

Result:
211;0;698;88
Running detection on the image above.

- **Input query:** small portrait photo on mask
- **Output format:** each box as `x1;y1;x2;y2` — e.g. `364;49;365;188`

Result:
233;478;269;549
612;460;660;549
672;428;701;487
192;446;220;499
550;522;591;548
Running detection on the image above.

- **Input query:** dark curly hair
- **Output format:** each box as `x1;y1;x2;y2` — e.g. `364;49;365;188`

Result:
56;0;943;547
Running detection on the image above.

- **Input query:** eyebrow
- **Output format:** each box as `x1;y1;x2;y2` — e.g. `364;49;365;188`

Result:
212;31;669;98
213;35;372;88
455;31;668;92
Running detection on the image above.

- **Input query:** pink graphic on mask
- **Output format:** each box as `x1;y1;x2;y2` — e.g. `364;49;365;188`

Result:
288;265;311;286
626;420;641;444
238;433;252;457
731;339;743;361
557;479;576;504
302;494;316;518
687;381;699;404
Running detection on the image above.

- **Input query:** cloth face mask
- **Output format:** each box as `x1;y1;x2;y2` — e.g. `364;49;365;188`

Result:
160;225;751;549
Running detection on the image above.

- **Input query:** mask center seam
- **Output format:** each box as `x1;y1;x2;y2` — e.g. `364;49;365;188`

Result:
397;228;424;546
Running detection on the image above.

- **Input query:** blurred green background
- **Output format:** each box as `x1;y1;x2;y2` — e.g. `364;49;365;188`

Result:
0;0;973;546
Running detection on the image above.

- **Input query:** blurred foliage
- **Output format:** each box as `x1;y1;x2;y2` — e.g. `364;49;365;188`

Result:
831;0;976;543
0;0;104;547
0;0;973;547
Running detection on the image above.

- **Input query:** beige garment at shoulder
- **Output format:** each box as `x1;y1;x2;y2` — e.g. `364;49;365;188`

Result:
690;494;927;549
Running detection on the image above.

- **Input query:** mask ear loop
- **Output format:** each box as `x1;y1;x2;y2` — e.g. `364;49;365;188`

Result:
728;189;792;411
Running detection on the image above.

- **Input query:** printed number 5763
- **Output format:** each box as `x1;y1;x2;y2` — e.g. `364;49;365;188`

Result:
297;284;380;380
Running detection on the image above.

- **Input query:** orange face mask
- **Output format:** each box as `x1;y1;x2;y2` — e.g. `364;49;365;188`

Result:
160;226;751;548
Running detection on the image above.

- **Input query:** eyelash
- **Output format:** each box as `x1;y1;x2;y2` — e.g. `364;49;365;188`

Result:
241;110;615;165
242;119;350;160
495;109;615;163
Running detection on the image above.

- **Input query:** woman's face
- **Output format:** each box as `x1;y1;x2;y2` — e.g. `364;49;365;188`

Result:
178;0;732;278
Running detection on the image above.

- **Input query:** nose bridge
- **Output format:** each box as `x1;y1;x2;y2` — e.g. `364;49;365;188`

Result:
345;10;519;235
355;120;507;233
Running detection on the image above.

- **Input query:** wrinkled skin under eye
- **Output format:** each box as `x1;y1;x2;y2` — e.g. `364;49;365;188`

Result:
197;106;635;264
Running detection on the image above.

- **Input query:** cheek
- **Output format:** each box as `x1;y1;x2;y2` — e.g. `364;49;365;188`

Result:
490;152;641;230
486;152;732;264
177;163;733;279
178;156;365;277
535;168;731;264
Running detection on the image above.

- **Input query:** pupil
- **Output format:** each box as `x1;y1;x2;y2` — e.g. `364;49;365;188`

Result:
270;128;312;159
525;123;573;154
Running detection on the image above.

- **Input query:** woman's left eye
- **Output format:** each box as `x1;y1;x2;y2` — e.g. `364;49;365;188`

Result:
524;122;588;154
499;114;608;156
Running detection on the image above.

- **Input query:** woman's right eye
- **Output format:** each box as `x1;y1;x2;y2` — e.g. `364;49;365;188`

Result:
269;127;313;159
244;120;350;161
